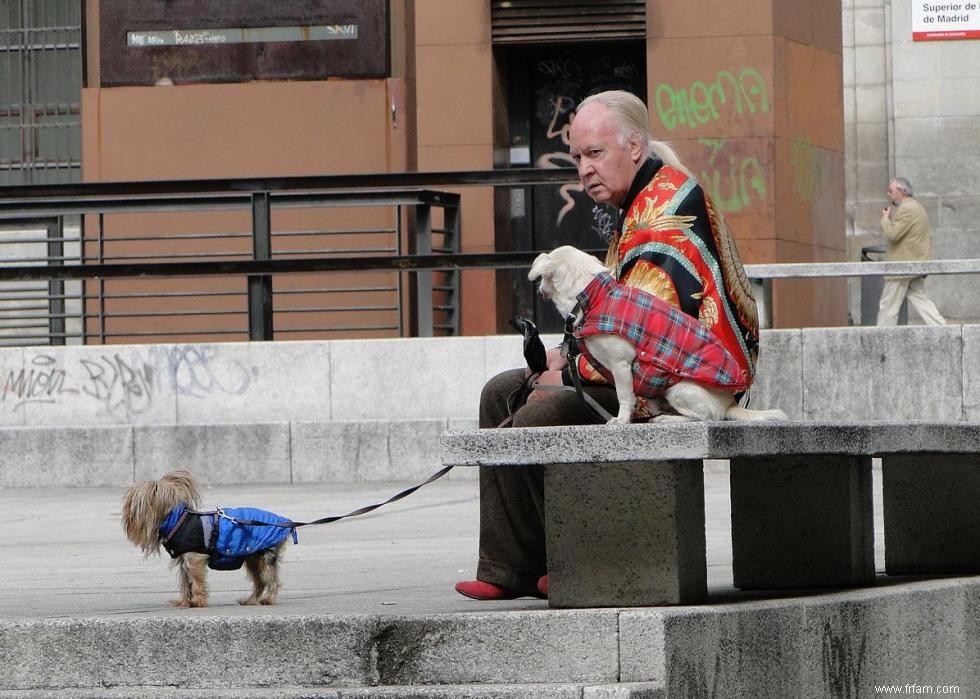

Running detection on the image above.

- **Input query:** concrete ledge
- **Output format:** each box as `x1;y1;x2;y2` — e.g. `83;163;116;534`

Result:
1;326;975;428
2;578;977;694
0;684;664;698
441;421;980;467
621;577;980;697
0;418;478;488
0;612;621;690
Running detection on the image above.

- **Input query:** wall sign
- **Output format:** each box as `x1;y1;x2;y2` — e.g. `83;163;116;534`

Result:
100;0;388;85
912;2;980;41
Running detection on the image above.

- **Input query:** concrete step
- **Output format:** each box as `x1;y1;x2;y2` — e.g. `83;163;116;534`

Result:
0;682;664;698
1;611;624;691
1;478;978;696
0;418;479;488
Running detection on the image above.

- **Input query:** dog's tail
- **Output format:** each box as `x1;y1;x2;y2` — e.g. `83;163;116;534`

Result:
724;405;787;421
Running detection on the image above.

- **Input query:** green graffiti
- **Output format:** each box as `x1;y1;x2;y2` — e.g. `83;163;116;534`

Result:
698;138;767;213
790;137;824;201
655;68;769;130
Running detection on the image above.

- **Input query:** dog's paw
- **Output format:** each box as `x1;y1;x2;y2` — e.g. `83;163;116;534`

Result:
238;596;260;606
606;416;632;425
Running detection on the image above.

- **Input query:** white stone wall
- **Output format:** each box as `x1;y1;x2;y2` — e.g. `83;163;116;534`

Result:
843;0;980;322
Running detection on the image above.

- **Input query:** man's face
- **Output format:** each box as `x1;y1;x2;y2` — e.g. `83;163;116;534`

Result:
887;181;903;206
568;102;643;208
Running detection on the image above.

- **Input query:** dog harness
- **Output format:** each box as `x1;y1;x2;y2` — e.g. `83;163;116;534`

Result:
159;502;298;571
574;271;751;397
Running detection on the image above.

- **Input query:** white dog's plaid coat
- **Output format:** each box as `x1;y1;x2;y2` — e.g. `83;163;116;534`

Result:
574;272;751;397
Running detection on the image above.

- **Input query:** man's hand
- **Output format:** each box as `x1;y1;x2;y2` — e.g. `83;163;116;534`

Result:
546;347;567;371
527;369;564;402
524;348;567;379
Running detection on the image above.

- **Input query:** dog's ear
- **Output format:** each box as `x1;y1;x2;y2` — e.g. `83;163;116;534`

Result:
528;253;557;282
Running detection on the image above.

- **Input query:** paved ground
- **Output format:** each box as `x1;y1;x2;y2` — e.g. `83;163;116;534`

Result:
0;464;888;620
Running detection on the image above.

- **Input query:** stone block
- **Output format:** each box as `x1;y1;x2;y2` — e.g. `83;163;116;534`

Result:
854;84;888;122
620;605;805;696
852;7;885;47
175;340;330;424
367;612;620;685
882;453;980;574
797;584;977;696
0;616;378;689
292;419;448;482
329;337;486;420
0;347;25;426
754;329;803;420
622;580;980;696
544;460;707;607
801;325;962;421
583;683;666;698
730;454;874;588
964;325;980;421
892;78;939;119
133;423;291;484
18;345;178;426
854;45;886;85
0;425;134;488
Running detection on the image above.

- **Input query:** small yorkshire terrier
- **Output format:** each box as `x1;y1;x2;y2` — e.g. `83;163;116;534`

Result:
122;470;296;608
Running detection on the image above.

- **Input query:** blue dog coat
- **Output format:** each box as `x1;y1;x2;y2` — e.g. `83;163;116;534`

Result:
159;502;298;571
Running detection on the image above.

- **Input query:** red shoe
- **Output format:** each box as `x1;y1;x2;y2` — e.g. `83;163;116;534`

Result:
455;580;523;600
536;575;549;597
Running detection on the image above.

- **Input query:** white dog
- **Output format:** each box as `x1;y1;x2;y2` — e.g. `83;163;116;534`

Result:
528;245;786;424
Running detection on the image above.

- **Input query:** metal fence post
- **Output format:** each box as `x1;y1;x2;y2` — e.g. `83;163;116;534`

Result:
46;217;65;344
414;203;433;337
443;200;461;336
248;192;273;340
750;277;772;330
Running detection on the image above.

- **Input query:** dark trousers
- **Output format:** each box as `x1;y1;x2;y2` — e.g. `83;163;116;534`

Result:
475;368;619;593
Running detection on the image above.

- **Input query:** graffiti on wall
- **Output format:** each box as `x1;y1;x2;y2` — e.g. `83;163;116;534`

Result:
0;345;256;420
697;138;768;214
654;67;769;131
790;136;824;201
535;94;582;226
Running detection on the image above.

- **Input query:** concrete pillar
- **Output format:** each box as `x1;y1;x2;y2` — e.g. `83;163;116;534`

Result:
882;453;980;575
647;0;846;328
544;460;706;607
730;454;874;588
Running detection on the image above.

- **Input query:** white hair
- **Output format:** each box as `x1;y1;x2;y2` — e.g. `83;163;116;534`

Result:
578;90;692;176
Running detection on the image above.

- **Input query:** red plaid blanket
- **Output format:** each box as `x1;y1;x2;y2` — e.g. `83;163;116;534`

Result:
576;272;750;396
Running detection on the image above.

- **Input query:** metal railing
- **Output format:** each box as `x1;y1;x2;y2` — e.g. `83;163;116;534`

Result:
1;168;976;346
745;257;980;328
0;169;576;346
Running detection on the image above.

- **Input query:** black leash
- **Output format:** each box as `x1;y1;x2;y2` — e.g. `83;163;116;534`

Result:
202;464;456;530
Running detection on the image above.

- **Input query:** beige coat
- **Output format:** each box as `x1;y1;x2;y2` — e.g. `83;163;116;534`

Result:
881;197;933;262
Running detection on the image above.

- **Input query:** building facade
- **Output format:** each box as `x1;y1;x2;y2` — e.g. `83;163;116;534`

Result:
4;1;976;339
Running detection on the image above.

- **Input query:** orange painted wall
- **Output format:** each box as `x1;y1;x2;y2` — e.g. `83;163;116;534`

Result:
412;0;496;336
80;0;846;338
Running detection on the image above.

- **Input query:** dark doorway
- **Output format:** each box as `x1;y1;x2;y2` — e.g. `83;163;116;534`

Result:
496;41;646;332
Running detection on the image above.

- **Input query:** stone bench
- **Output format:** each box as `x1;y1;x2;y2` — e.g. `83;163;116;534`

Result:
440;421;980;608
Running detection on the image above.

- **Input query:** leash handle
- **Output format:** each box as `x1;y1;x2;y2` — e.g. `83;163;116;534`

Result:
558;311;615;423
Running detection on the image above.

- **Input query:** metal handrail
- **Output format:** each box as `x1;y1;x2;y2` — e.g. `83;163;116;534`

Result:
1;168;976;345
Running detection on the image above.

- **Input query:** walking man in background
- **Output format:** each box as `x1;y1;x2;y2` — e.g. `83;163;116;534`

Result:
877;177;946;326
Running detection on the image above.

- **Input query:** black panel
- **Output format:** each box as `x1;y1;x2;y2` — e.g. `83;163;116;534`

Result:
99;0;389;86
